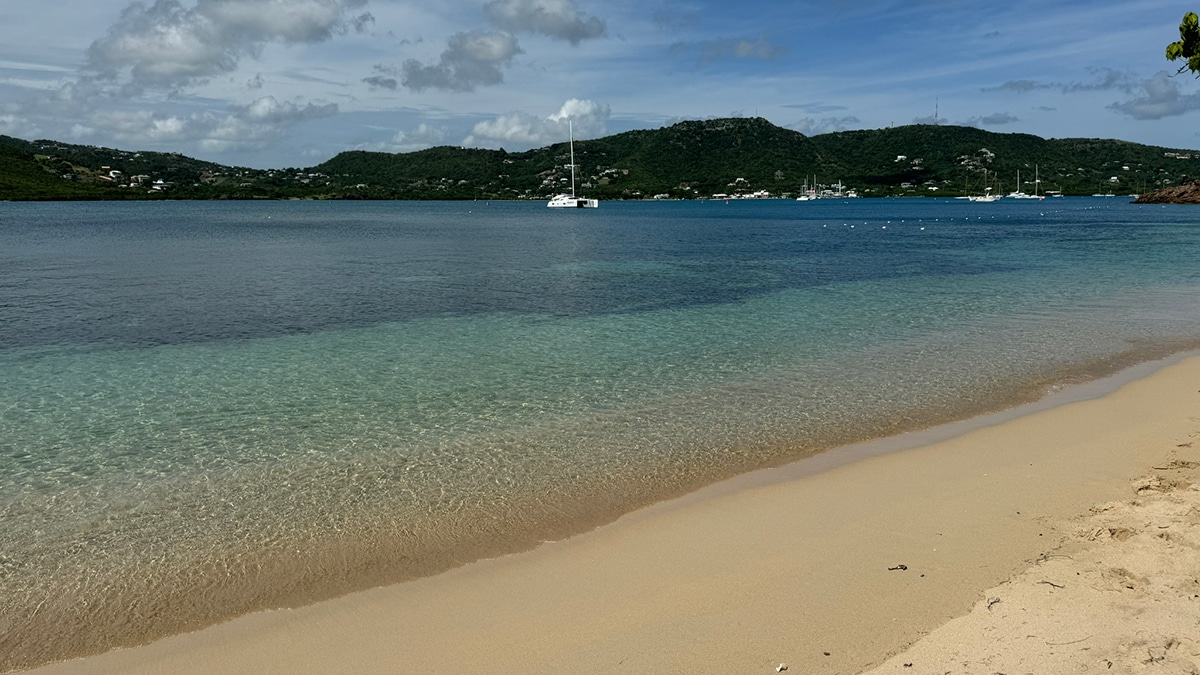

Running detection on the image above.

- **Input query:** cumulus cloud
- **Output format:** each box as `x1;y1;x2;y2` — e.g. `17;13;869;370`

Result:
464;97;609;147
235;94;336;124
81;95;337;150
483;0;605;44
401;30;521;92
1108;71;1200;120
205;96;337;149
370;123;452;153
788;115;859;135
84;0;371;88
973;112;1020;126
0;114;40;139
89;110;193;143
17;78;110;119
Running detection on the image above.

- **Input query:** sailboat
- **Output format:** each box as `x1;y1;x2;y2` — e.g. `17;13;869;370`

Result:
548;121;598;208
1007;165;1041;199
968;168;1001;202
795;175;820;200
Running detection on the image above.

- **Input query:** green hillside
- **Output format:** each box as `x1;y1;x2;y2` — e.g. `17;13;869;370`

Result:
3;119;1199;200
816;125;1195;196
317;118;1200;199
0;137;119;199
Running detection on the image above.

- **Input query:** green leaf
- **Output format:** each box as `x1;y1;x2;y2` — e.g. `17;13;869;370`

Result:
1167;12;1200;74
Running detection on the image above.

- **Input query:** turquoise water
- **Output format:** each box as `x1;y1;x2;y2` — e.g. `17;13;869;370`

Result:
2;198;1200;669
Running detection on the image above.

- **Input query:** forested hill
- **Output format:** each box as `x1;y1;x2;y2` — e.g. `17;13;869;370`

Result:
3;118;1200;200
314;118;840;200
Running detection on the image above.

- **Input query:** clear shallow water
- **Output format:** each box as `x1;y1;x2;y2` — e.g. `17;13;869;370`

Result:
3;198;1200;669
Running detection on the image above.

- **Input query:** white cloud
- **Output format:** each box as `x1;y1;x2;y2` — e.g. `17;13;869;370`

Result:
204;95;338;149
0;113;40;139
90;109;192;142
788;115;860;136
81;95;337;150
367;122;452;153
464;97;609;147
401;30;522;92
69;123;95;139
1108;71;1200;121
84;0;370;89
483;0;605;44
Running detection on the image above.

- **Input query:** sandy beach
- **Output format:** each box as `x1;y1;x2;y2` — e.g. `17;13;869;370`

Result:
22;353;1200;675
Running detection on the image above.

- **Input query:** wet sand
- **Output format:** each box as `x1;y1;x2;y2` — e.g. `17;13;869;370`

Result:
24;354;1200;674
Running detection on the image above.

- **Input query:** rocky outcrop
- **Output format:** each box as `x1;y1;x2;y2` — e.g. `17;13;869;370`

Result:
1133;178;1200;203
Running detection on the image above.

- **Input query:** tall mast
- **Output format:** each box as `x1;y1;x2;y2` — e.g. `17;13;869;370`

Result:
569;120;576;198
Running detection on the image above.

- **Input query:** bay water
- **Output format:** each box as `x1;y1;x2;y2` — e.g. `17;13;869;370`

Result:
3;198;1199;669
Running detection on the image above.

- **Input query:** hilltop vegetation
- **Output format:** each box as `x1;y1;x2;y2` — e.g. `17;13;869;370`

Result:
2;118;1199;201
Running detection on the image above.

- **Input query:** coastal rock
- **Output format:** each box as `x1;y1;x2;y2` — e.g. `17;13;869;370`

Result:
1133;178;1200;204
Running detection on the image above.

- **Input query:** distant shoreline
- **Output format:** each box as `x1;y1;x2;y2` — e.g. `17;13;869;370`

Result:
0;194;1154;203
6;120;1199;201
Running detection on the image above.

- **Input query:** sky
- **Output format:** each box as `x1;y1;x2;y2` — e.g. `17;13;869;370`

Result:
2;0;1198;168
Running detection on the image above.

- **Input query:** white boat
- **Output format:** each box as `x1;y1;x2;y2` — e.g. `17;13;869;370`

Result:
968;169;1001;201
548;193;598;208
1007;165;1043;199
1007;169;1035;199
795;176;820;201
548;121;598;209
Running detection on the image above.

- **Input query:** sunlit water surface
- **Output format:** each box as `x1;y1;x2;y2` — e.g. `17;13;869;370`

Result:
2;198;1199;669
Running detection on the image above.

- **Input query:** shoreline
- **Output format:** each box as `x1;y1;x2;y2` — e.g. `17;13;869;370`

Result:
21;352;1200;674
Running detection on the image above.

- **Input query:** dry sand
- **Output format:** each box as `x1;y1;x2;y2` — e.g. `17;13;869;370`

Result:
24;354;1200;675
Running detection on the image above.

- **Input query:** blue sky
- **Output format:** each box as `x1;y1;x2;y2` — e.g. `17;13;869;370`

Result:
1;0;1197;168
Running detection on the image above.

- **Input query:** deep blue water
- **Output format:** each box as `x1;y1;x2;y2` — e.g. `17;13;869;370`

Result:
2;197;1199;669
0;199;1066;349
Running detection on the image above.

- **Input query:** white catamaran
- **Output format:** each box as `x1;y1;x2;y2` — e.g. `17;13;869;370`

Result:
548;121;598;208
1007;165;1042;199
